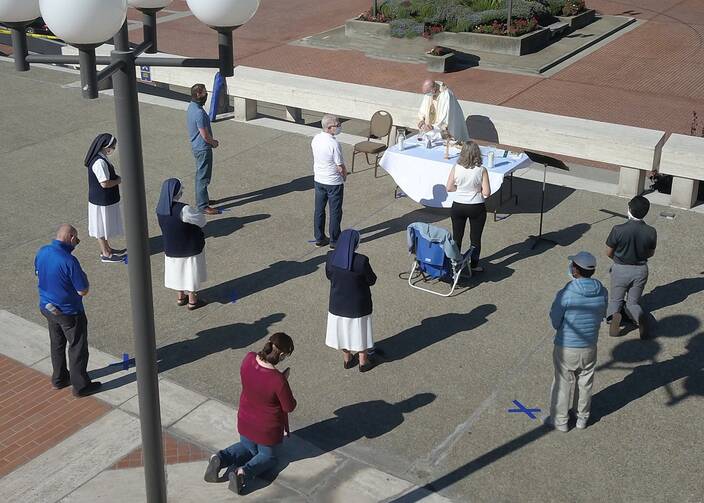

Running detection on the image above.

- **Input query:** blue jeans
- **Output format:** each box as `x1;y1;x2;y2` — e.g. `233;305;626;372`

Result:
193;148;213;210
314;181;344;244
218;435;278;481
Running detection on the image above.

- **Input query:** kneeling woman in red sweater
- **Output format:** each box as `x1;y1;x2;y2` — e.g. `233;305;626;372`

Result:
204;333;297;494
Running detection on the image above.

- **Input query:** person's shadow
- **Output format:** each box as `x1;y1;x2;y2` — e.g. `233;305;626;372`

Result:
641;276;704;314
90;314;286;389
478;222;591;284
199;254;327;304
212;175;313;210
376;305;496;364
358;207;448;244
590;315;704;423
148;214;270;255
420;184;450;208
243;393;437;494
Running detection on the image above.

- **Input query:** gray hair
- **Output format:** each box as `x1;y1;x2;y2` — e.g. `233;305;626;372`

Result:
321;114;339;130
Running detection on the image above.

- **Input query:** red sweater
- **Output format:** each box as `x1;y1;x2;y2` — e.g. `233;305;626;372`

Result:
237;352;297;446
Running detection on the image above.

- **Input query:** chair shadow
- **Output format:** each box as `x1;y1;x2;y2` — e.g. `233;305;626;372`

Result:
376;305;496;364
359;207;449;244
199;254;327;304
211;175;313;210
148;214;270;255
90;314;286;390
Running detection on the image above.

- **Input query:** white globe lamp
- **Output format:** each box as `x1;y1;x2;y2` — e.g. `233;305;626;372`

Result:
186;0;259;28
0;0;40;22
39;0;127;46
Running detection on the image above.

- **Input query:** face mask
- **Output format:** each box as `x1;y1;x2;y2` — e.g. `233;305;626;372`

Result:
425;92;434;97
567;262;574;279
334;126;342;136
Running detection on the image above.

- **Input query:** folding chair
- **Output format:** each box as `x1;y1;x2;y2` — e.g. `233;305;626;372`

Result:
407;224;473;297
351;110;393;177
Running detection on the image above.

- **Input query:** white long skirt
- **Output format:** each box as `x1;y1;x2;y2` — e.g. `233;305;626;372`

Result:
88;201;124;239
164;251;207;292
325;312;374;352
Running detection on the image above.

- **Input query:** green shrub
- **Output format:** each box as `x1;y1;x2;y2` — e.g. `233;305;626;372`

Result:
389;18;425;37
379;0;414;19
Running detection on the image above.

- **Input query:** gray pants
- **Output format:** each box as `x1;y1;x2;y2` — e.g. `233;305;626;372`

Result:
549;345;597;426
607;262;649;323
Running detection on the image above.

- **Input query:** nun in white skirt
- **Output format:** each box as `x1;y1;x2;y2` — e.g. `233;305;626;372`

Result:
325;229;378;372
84;133;125;263
156;178;208;310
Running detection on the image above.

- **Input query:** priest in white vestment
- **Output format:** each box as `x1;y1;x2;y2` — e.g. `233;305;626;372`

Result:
417;79;470;143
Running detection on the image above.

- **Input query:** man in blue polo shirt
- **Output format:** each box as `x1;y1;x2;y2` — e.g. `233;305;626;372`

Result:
35;224;100;397
187;83;220;215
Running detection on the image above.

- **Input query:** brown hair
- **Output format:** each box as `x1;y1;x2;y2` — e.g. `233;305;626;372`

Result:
257;332;294;365
190;83;206;99
457;141;482;169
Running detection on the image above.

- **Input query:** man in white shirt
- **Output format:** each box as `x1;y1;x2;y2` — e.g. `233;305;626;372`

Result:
417;79;469;143
311;114;347;248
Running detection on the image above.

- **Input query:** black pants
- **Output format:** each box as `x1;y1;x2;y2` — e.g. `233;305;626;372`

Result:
41;309;91;391
450;201;487;266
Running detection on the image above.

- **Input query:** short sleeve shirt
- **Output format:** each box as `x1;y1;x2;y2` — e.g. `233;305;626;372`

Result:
311;132;344;185
187;101;212;152
35;241;89;314
92;158;110;183
606;219;657;265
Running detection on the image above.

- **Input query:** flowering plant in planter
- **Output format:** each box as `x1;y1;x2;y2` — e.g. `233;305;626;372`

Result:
422;23;445;39
561;0;586;16
358;9;390;22
474;16;538;36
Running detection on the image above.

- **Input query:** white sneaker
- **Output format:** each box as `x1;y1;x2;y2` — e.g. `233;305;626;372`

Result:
544;417;569;432
576;418;588;429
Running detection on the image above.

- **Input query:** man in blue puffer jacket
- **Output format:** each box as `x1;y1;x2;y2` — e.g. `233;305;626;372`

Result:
547;251;608;432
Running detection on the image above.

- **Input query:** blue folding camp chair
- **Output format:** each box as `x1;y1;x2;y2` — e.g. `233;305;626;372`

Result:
407;223;473;297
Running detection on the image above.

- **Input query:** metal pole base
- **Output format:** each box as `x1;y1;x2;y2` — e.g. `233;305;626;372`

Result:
7;22;31;72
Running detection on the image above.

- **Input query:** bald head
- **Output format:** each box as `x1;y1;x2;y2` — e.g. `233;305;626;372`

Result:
421;79;438;95
56;224;80;246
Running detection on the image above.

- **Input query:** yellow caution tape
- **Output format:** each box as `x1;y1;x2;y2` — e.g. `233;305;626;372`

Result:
0;28;61;41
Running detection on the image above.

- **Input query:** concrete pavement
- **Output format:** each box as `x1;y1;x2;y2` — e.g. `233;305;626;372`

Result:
0;59;703;501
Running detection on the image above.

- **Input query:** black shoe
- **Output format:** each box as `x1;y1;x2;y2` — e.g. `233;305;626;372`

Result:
52;380;71;390
228;470;245;494
314;237;329;247
359;359;376;373
609;312;621;337
203;453;221;483
638;314;650;339
343;354;358;370
73;381;101;397
329;242;336;250
111;248;127;255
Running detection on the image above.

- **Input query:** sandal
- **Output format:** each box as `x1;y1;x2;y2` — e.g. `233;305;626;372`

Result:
176;297;188;307
187;298;207;311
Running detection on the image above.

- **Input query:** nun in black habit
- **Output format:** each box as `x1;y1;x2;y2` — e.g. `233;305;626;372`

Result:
84;133;125;263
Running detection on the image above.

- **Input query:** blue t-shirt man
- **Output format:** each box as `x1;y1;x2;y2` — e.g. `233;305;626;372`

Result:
187;100;212;152
35;240;89;315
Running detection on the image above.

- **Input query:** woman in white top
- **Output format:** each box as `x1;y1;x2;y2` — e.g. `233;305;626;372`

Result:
84;133;125;263
445;141;491;272
156;178;208;310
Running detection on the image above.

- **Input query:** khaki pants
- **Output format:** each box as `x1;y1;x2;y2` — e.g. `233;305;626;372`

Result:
549;345;597;426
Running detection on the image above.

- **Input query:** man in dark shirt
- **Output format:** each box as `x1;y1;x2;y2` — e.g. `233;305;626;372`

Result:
605;196;657;339
35;224;101;396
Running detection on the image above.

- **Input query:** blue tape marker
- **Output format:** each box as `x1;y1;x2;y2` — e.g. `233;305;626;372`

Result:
307;239;318;243
122;353;130;371
507;400;541;420
122;254;128;265
230;290;239;304
217;207;231;213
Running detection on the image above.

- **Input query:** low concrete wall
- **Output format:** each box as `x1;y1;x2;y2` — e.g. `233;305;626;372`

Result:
433;27;551;56
558;9;597;31
659;134;704;208
345;19;391;38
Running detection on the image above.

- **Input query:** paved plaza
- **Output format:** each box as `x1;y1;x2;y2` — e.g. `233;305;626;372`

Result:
0;56;703;502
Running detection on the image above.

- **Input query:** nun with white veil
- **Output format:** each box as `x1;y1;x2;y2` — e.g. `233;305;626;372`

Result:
156;178;208;310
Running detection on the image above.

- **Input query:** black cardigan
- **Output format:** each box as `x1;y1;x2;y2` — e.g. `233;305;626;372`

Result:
325;251;377;318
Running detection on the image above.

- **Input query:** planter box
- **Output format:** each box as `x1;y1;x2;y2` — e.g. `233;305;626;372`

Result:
345;18;391;39
557;9;596;31
425;52;455;73
433;27;550;56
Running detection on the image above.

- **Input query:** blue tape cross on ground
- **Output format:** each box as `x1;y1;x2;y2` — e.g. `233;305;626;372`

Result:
507;400;541;420
109;352;135;371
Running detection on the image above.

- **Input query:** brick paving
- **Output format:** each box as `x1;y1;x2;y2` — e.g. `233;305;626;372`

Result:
0;355;111;477
111;432;210;469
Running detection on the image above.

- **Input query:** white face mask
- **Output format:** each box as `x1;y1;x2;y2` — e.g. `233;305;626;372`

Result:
334;126;342;136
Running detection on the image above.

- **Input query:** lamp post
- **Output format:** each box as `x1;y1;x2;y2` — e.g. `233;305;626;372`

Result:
1;1;260;501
